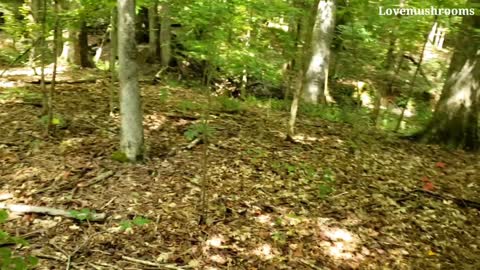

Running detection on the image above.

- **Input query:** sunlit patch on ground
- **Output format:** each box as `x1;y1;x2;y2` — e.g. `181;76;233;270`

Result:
254;214;272;225
252;243;276;260
206;235;225;248
317;224;365;263
144;113;167;131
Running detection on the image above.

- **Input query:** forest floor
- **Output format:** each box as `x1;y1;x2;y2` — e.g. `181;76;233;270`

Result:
1;70;479;269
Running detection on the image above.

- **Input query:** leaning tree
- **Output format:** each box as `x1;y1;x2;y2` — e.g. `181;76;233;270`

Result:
422;1;480;151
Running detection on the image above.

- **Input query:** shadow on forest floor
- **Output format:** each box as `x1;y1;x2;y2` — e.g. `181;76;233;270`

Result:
0;74;479;269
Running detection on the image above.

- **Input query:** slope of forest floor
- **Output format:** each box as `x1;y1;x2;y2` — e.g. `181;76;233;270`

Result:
1;74;479;270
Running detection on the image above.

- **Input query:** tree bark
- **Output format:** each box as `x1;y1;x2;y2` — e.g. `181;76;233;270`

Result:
159;3;171;67
78;20;94;68
110;6;118;115
148;0;159;61
421;3;480;150
118;0;144;161
302;0;336;104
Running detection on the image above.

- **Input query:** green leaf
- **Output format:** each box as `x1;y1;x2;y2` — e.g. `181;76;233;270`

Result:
119;221;132;230
0;247;12;258
0;210;7;223
132;216;151;226
52;118;61;125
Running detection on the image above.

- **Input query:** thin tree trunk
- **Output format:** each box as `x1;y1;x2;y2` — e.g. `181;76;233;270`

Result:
287;72;304;140
118;0;144;162
39;0;48;117
110;6;118;115
148;0;159;61
159;3;171;67
29;0;41;75
394;18;435;132
287;0;311;140
47;0;60;134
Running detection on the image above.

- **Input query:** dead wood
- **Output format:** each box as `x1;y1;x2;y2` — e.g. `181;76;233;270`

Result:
0;203;106;221
416;189;480;210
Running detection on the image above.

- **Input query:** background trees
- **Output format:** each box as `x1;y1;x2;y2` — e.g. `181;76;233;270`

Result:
0;0;478;152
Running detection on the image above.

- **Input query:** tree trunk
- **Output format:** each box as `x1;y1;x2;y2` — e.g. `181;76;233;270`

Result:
118;0;144;162
159;3;171;67
110;6;118;115
29;0;41;75
148;0;159;61
39;0;48;116
422;5;480;151
302;0;336;104
287;0;311;140
46;0;60;135
78;20;94;68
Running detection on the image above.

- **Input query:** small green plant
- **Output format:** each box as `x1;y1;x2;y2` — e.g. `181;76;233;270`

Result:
271;231;287;245
39;114;67;129
317;168;336;199
177;100;203;113
158;89;169;103
111;151;129;163
215;96;245;113
69;208;95;221
285;163;297;175
184;122;216;141
0;88;41;102
119;216;151;231
246;148;268;164
0;210;38;270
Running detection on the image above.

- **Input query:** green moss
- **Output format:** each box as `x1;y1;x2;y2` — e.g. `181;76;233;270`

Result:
111;151;129;162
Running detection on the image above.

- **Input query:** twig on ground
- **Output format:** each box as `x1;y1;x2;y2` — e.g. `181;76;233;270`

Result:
185;138;202;150
122;255;191;269
89;262;122;270
78;170;114;188
66;232;102;270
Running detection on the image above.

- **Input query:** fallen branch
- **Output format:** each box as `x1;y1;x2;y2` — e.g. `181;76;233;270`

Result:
416;189;480;210
122;255;191;269
0;193;13;201
27;78;101;84
0;203;106;221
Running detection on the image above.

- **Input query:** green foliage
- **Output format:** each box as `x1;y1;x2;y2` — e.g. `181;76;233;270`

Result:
177;100;203;113
69;208;95;221
184;122;216;141
271;231;287;245
0;210;38;270
0;88;41;103
317;168;336;199
39;114;67;128
119;216;151;231
246;147;268;164
244;96;289;111
215;96;245;113
158;89;170;103
111;151;129;163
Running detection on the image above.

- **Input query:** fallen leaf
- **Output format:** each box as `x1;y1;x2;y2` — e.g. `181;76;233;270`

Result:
435;162;446;168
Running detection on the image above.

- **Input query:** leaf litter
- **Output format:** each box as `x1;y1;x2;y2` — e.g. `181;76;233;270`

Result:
0;78;479;269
